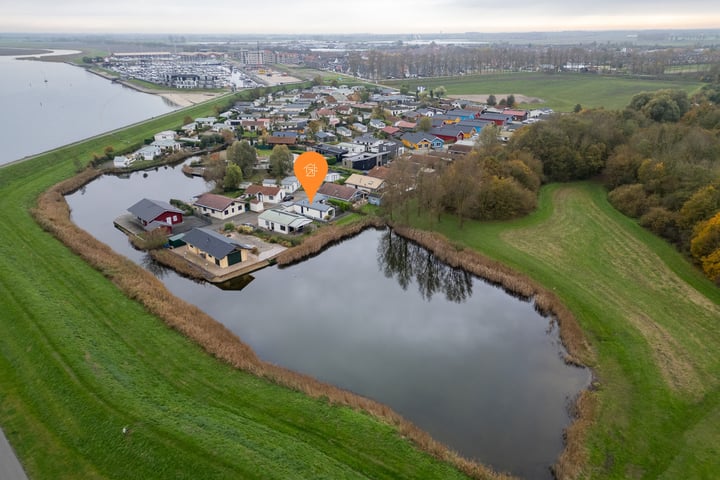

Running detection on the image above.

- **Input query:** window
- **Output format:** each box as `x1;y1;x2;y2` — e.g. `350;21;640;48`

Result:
280;225;286;231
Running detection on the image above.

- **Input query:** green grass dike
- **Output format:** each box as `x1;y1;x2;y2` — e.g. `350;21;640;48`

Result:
0;99;482;479
410;182;720;479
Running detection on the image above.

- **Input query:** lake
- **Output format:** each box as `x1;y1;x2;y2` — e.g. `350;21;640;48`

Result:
66;165;589;479
0;51;178;165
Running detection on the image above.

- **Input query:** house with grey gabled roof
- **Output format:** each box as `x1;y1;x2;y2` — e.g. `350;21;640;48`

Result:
183;227;250;268
127;198;183;231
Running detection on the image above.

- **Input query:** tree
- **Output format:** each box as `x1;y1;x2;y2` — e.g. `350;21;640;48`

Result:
268;145;293;178
227;140;257;177
312;75;323;86
417;116;432;132
434;85;447;98
202;154;226;188
183;115;194;126
223;163;243;191
574;103;582;113
506;94;516;108
487;94;497;106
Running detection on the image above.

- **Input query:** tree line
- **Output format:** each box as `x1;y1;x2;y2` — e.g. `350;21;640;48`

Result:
342;44;720;80
383;83;720;283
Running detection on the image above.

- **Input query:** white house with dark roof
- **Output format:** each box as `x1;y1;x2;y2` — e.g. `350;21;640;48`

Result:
193;193;245;220
258;209;312;234
290;199;335;221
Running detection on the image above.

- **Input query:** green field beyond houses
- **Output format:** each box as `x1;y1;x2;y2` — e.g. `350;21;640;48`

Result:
384;73;703;111
412;183;720;478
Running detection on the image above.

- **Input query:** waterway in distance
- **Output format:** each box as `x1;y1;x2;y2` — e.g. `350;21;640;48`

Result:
0;51;178;165
66;163;590;479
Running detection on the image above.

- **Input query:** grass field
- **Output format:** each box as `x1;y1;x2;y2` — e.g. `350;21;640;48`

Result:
383;73;704;111
0;101;476;479
412;182;720;478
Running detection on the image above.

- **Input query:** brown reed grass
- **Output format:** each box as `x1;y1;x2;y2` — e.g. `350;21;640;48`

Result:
32;168;510;480
276;216;387;266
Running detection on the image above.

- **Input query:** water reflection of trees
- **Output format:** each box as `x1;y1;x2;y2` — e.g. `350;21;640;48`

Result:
377;230;473;303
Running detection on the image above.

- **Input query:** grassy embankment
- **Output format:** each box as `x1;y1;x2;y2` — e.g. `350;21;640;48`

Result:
0;98;487;479
383;73;703;111
411;182;720;478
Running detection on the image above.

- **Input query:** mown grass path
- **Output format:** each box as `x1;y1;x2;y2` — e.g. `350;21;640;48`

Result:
0;104;474;479
414;182;720;478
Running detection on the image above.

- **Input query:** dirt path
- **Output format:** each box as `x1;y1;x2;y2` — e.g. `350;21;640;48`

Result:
448;93;545;104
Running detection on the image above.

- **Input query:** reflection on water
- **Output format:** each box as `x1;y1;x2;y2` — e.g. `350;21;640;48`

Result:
216;274;255;291
378;230;473;302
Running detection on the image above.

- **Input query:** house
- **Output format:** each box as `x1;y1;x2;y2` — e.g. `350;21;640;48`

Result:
266;135;297;147
394;120;417;130
448;143;474;156
342;152;384;171
291;199;336;221
315;131;337;142
128;198;183;231
193;193;245;220
258;209;312;234
336;142;366;155
401;132;444;150
353;133;382;149
336;126;353;138
352;122;368;133
154;130;176;142
134;145;161;161
280;176;300;194
113;155;133;168
317;183;361;202
245;185;285;204
325;172;342;183
478;112;513;126
195;117;217;128
456;119;495;134
502;109;529;122
381;126;400;136
430;125;471;143
344;173;385;194
369;119;386;129
183;227;249;268
444;109;479;122
313;144;347;163
151;138;182;153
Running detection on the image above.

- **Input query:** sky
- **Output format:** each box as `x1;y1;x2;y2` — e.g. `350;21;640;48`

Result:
1;0;720;34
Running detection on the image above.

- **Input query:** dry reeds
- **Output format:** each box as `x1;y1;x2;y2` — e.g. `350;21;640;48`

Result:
32;168;509;480
276;216;387;266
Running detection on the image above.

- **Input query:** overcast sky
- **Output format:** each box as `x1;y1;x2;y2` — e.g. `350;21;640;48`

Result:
2;0;719;34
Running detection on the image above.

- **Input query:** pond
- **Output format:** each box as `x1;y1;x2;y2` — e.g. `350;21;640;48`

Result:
66;165;589;480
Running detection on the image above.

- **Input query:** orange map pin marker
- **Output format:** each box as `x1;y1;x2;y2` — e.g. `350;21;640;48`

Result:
294;151;328;204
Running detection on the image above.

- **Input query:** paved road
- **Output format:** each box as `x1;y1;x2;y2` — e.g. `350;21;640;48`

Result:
0;427;28;480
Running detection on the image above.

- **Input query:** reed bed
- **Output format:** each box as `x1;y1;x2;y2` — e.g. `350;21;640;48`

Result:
276;216;387;266
32;169;509;480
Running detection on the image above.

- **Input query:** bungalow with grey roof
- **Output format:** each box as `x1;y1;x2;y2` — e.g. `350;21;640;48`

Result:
258;209;312;234
183;227;249;268
291;199;335;221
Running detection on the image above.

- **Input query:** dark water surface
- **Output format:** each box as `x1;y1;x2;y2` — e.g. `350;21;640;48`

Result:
66;160;589;480
0;52;178;165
